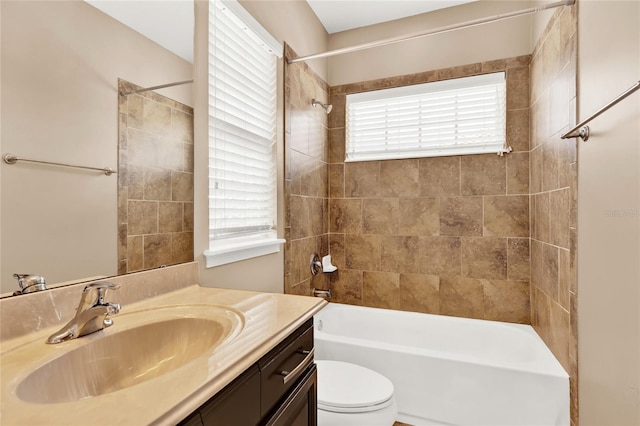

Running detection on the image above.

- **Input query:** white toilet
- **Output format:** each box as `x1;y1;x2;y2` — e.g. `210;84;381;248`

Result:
316;360;398;426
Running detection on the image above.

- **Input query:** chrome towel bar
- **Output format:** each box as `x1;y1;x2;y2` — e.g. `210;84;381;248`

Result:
562;80;640;142
2;153;116;176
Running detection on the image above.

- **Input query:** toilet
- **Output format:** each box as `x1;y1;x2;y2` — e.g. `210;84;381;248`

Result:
316;360;398;426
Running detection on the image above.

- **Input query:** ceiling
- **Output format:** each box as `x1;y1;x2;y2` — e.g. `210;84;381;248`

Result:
85;0;479;64
307;0;478;34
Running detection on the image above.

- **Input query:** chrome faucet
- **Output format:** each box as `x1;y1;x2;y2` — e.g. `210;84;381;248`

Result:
12;273;47;295
47;281;121;344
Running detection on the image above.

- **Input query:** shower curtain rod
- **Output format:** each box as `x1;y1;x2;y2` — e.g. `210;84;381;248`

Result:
288;0;575;64
119;79;193;96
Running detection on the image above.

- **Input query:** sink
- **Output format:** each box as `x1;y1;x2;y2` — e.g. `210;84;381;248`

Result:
15;305;243;404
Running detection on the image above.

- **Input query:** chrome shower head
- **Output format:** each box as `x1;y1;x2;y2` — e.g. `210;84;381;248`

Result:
312;99;333;114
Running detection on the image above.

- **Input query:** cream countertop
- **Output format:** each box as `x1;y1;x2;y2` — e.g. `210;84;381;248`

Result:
0;267;327;426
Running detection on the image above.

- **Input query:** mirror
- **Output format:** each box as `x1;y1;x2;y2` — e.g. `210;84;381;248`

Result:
0;0;194;296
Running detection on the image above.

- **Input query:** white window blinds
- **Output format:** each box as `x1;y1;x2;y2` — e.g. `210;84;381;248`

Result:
346;72;509;162
207;0;282;262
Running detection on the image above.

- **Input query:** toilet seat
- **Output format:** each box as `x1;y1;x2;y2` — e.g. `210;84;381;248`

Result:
316;360;395;414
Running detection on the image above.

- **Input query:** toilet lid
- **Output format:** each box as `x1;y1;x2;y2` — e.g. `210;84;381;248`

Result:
316;360;394;413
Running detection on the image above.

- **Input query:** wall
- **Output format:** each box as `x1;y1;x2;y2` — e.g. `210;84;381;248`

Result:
193;0;328;293
528;5;578;423
577;1;640;424
117;80;194;275
325;57;532;323
0;0;192;293
327;0;533;86
283;45;330;296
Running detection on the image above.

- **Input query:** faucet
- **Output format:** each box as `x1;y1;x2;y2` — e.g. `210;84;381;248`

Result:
47;281;121;344
12;273;47;295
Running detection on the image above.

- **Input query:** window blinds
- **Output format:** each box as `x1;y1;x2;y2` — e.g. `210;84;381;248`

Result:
208;0;280;243
346;72;508;162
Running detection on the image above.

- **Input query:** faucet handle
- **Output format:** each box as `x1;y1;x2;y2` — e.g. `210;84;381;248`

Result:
78;281;120;309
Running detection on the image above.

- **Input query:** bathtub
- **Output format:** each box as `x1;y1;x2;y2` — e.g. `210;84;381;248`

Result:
314;303;569;426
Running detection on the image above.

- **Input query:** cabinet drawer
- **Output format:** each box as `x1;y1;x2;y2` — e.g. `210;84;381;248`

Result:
259;323;314;417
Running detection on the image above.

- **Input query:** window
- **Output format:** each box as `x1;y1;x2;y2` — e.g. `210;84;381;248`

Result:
205;0;284;267
346;72;509;162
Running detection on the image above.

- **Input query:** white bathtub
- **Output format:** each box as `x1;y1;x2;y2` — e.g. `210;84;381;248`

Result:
314;303;569;426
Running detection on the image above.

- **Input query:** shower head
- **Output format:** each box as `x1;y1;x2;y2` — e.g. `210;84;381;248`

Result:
312;99;333;114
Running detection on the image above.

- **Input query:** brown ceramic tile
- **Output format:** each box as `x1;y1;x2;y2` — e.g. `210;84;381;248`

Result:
345;234;381;271
484;280;530;323
127;165;144;200
549;189;570;249
460;155;506;196
144;168;172;201
127;235;144;272
329;269;363;305
290;280;312;296
301;158;327;198
329;199;361;233
329;128;346;163
380;159;419;197
507;238;530;282
127;94;144;130
506;66;530;110
542;243;559;300
159;202;183;233
399;198;439;236
530;145;543;194
483;195;529;237
507;55;532;68
548;301;570;372
329;233;345;270
291;195;311;239
481;59;507;73
418;156;460;196
183;143;194;173
310;197;326;236
534;193;550;242
399;273;440;314
157;140;186;171
439;197;482;236
171;109;193;143
143;97;172;136
506;152;529;195
530;239;544;288
171;171;194;202
127;129;159;167
329;163;344;198
345;161;380;197
363;271;400;310
128;201;158;235
172;232;194;264
506;109;530;153
183;202;194;232
419;236;461;276
461;237;508;280
143;234;172;269
362;198;399;235
558;248;570;311
542;138;559;192
558;138;576;189
439;276;485;320
381;236;421;274
328;93;346;129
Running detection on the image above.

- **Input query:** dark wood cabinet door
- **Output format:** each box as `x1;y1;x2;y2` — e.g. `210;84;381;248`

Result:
263;364;317;426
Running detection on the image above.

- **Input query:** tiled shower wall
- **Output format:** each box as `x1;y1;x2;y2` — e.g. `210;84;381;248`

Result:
283;46;331;295
117;80;194;274
529;5;578;424
326;58;532;324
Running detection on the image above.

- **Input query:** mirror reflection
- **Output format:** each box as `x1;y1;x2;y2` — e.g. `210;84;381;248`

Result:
0;0;194;296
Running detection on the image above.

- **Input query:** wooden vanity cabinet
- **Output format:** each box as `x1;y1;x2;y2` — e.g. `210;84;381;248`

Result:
178;319;316;426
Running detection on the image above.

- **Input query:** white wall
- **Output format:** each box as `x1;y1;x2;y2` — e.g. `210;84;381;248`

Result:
193;0;328;293
0;1;192;294
577;1;640;424
326;0;533;86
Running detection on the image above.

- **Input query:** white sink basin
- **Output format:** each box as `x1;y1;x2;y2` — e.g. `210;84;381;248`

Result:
14;305;243;404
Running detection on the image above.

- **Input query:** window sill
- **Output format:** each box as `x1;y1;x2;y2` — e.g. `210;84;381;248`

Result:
204;238;286;268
